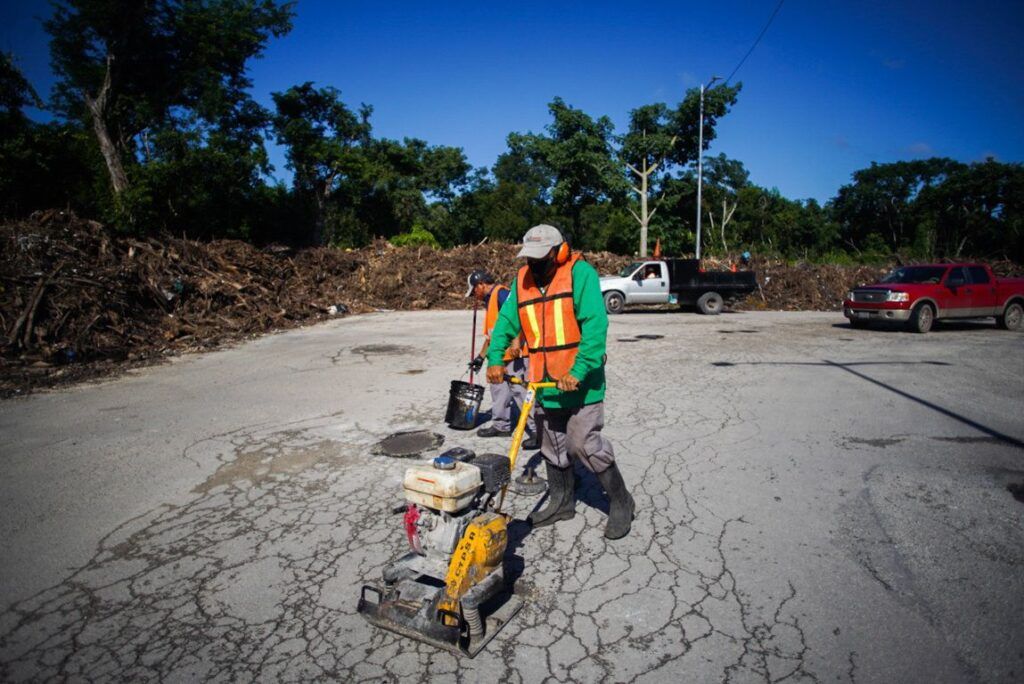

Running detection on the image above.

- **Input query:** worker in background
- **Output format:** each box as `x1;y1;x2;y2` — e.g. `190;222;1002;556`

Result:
486;225;635;540
467;270;539;449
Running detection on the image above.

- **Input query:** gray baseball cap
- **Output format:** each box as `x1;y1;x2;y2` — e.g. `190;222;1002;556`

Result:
516;224;564;259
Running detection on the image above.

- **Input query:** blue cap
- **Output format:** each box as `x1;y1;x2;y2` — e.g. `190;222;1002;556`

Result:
433;455;456;470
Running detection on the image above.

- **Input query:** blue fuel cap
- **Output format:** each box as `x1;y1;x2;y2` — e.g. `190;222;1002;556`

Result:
433;455;456;470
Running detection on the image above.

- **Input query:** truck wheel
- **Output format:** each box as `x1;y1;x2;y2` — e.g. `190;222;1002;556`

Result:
907;302;935;333
696;292;724;315
849;318;869;329
996;301;1023;331
604;291;625;315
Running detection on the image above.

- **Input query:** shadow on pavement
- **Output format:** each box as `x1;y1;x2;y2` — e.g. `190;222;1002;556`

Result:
711;358;1022;449
831;319;1000;333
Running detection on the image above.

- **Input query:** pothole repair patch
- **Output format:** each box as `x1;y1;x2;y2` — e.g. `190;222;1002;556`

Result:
352;344;416;356
373;430;445;458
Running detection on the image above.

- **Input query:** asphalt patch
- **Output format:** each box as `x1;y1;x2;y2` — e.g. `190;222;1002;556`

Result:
352;344;416;356
373;430;445;458
847;437;905;448
617;334;664;342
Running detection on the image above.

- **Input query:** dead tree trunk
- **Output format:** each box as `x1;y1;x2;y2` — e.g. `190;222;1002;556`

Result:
626;132;676;257
84;56;129;195
719;198;737;252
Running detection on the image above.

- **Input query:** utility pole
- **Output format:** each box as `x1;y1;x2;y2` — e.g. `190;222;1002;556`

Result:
627;130;676;257
695;75;720;260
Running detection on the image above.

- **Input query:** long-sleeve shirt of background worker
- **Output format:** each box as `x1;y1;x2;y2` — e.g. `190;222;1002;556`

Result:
485;260;608;409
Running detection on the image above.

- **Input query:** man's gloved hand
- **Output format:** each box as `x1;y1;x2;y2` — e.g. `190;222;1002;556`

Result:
486;365;505;384
469;355;485;373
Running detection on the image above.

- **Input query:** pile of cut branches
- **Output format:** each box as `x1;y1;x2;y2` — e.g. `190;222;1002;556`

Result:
3;212;1019;396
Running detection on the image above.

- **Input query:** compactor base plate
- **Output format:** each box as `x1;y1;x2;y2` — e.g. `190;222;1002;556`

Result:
357;583;522;658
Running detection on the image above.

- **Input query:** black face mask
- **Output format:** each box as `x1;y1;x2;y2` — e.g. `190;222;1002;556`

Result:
528;258;555;283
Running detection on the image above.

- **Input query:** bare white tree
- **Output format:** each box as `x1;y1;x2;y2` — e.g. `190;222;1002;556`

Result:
626;130;676;257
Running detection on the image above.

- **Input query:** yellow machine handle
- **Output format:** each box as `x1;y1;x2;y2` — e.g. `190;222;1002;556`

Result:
496;377;556;513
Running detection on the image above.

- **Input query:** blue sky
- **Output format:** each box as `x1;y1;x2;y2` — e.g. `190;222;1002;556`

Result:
3;0;1022;202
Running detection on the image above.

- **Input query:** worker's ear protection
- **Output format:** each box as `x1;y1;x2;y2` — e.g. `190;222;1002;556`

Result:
554;241;570;265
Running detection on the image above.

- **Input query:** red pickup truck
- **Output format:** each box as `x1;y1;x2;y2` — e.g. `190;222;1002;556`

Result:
843;263;1024;333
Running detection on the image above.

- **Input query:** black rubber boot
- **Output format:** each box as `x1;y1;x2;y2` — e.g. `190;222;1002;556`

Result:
527;461;575;528
596;464;635;540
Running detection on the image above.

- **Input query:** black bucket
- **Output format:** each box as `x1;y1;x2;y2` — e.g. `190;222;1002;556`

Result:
445;381;484;430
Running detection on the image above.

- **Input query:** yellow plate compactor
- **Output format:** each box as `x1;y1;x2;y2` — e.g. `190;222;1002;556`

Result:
358;380;553;657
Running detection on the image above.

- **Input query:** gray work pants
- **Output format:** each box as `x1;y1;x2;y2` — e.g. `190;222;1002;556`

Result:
489;357;536;434
537;402;615;473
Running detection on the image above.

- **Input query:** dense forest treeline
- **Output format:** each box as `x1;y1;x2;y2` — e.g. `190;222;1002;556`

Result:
1;1;1021;262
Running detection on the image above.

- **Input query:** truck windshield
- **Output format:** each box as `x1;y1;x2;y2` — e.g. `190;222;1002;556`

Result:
619;262;643;277
880;266;947;284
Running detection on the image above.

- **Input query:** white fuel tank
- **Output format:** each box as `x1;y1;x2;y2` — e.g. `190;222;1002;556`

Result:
403;460;481;512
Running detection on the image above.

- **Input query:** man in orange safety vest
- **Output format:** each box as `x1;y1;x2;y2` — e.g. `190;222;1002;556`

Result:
467;270;538;448
485;225;635;540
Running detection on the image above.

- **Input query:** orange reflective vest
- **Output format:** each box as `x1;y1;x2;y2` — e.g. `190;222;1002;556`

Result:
483;285;520;362
516;254;582;382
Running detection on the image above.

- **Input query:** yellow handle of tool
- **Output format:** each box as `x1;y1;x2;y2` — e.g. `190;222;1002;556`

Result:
496;378;556;513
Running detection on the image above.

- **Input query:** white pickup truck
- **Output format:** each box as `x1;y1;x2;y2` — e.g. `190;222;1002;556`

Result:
599;258;757;315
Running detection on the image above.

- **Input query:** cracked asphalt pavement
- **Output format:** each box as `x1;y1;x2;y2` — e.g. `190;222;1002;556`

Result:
1;311;1022;682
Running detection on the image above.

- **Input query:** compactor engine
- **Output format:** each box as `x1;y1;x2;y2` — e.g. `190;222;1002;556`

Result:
357;451;520;657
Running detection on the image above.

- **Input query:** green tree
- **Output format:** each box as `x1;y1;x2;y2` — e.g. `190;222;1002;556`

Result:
507;97;624;243
45;0;293;210
830;158;964;256
0;53;98;218
695;154;750;253
272;82;371;244
915;159;1024;260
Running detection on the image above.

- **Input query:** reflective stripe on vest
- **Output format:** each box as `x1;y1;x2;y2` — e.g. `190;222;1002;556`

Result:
516;254;582;382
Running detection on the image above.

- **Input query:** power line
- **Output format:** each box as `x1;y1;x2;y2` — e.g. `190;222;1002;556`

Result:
724;0;786;85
